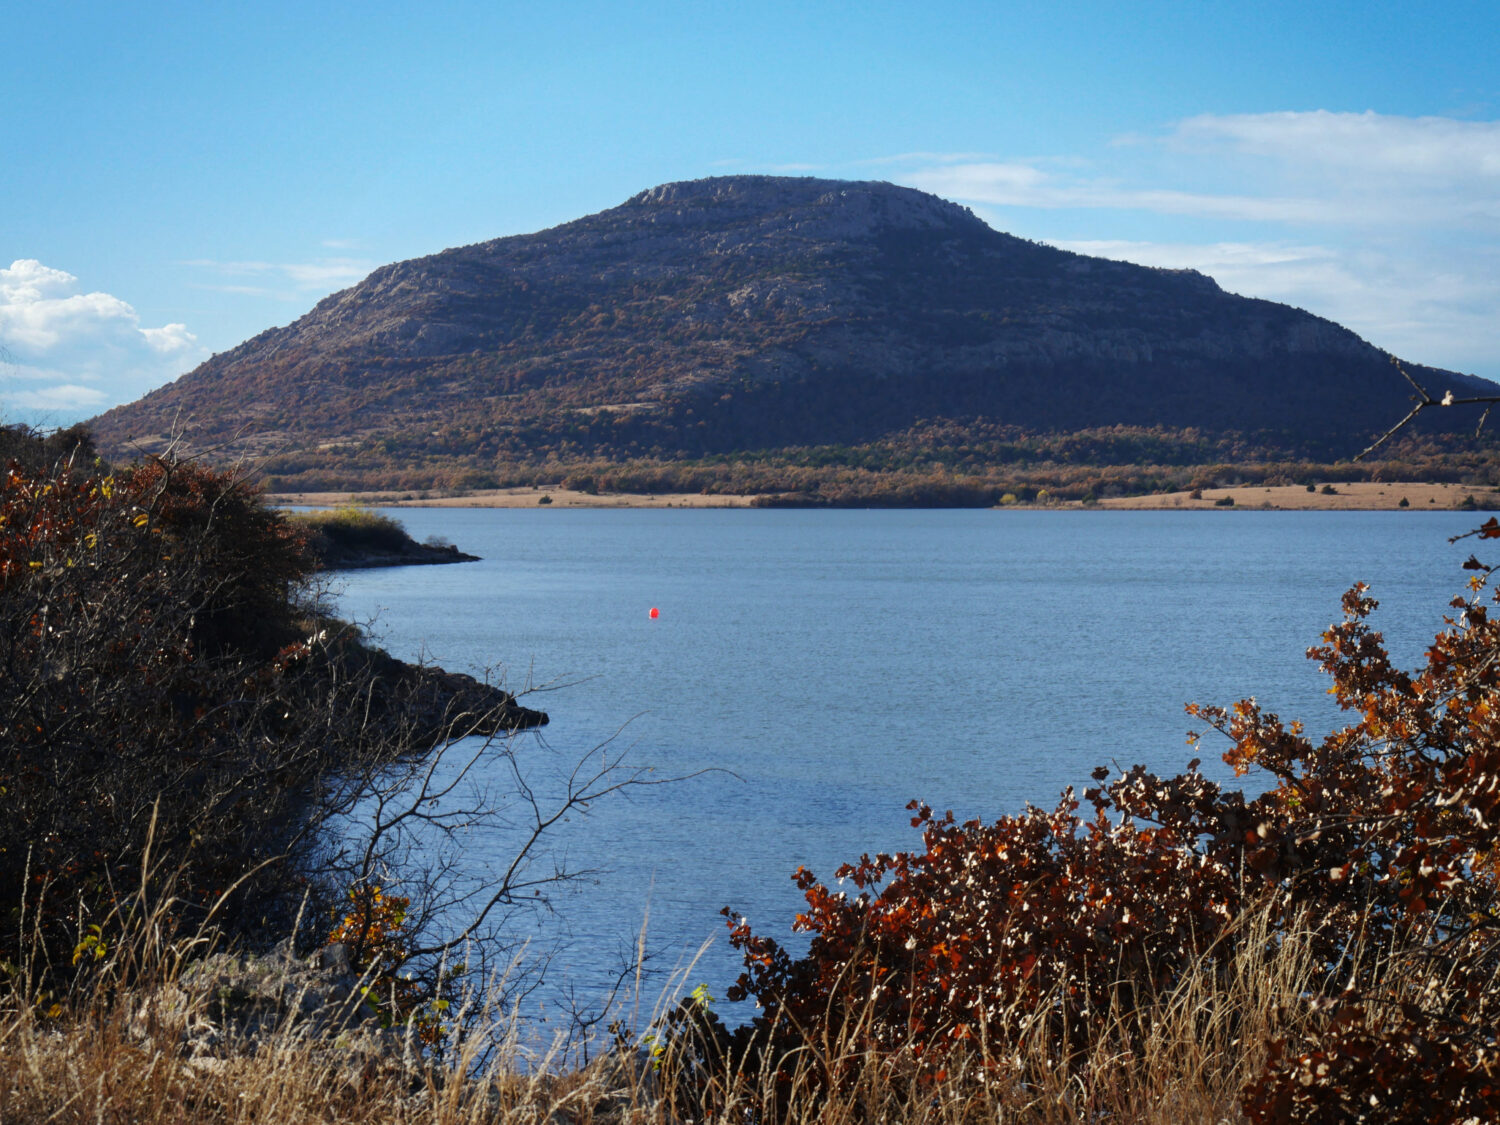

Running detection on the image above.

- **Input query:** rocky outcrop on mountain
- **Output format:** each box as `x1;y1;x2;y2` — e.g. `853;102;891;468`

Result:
90;176;1497;487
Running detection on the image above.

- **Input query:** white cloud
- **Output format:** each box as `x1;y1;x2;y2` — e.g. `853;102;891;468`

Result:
1160;111;1500;227
0;259;208;425
907;161;1410;226
0;259;78;302
902;111;1500;228
5;382;112;413
280;259;372;288
139;323;198;354
1050;238;1339;277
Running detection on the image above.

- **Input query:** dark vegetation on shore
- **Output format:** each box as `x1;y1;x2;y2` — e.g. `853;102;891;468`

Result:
251;426;1500;508
290;505;479;568
0;423;544;1009
7;419;1500;1121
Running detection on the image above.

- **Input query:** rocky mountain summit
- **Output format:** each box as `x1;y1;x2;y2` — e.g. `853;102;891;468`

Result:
90;176;1495;494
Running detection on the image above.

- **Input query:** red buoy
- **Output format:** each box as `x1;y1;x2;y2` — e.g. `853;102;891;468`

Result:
649;606;660;619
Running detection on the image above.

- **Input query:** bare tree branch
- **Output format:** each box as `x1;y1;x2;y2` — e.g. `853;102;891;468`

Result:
1353;357;1500;461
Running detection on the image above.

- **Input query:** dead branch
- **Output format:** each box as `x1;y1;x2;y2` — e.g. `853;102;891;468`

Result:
1353;357;1500;461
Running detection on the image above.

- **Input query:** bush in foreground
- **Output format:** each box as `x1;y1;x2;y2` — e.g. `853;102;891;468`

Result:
0;430;601;1046
0;446;326;970
695;521;1500;1122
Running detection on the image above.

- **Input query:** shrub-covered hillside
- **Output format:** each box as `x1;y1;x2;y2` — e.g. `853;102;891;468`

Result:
0;426;547;1002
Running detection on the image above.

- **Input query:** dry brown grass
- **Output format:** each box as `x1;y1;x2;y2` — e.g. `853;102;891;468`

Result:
268;487;759;510
1096;479;1494;510
268;480;1496;512
0;901;1333;1124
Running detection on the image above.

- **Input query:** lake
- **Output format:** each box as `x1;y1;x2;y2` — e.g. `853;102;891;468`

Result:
326;508;1485;1022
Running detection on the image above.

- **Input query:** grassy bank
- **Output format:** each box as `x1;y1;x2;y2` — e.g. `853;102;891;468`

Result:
289;505;481;567
269;478;1500;511
0;899;1315;1124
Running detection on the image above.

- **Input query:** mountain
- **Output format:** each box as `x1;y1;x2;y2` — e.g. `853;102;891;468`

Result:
90;176;1497;496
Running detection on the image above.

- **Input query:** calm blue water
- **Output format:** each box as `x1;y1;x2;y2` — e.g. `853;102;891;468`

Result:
327;509;1484;1019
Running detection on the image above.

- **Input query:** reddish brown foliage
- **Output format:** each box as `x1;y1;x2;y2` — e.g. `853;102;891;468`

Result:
716;526;1500;1119
0;441;333;973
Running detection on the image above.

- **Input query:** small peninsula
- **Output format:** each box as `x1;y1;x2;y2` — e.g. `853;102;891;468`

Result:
291;506;479;569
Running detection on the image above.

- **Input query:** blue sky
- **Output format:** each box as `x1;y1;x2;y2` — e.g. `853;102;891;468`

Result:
4;1;1497;424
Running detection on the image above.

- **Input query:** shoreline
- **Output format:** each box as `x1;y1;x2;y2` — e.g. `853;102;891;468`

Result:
268;480;1499;512
271;486;758;509
1093;481;1497;511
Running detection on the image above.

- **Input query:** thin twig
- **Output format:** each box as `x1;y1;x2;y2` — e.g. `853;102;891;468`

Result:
1354;357;1500;461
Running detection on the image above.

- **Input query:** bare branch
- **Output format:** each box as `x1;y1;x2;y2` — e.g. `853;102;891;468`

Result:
1351;399;1428;463
1354;356;1500;461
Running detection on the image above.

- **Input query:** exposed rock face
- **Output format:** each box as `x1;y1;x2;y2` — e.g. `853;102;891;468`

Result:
90;175;1496;480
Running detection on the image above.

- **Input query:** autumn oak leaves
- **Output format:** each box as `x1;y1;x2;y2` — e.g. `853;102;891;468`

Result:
706;518;1500;1120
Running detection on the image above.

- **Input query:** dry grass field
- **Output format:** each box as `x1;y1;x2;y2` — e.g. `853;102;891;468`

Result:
1096;479;1497;511
268;486;759;509
267;480;1496;512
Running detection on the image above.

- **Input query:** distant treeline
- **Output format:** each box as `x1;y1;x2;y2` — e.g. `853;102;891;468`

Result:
257;421;1500;504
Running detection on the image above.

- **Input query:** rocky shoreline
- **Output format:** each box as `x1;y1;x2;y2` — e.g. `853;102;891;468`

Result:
286;513;541;731
397;658;549;737
312;623;548;743
307;531;480;570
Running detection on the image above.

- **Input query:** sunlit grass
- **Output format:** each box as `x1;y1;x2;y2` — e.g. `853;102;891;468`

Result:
0;898;1335;1124
290;505;415;554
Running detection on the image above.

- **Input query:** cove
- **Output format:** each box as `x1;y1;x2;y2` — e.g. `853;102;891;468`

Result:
329;508;1482;1020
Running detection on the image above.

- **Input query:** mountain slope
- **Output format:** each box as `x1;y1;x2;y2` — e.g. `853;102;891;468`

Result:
90;176;1496;492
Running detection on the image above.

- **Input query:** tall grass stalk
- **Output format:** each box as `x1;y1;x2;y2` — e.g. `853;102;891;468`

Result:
1;895;1351;1123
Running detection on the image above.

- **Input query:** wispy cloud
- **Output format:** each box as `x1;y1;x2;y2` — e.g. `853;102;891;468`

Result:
883;111;1500;377
0;259;208;424
1047;238;1500;367
1165;111;1500;181
894;110;1500;227
5;381;113;414
855;151;998;167
180;256;374;299
905;161;1455;226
